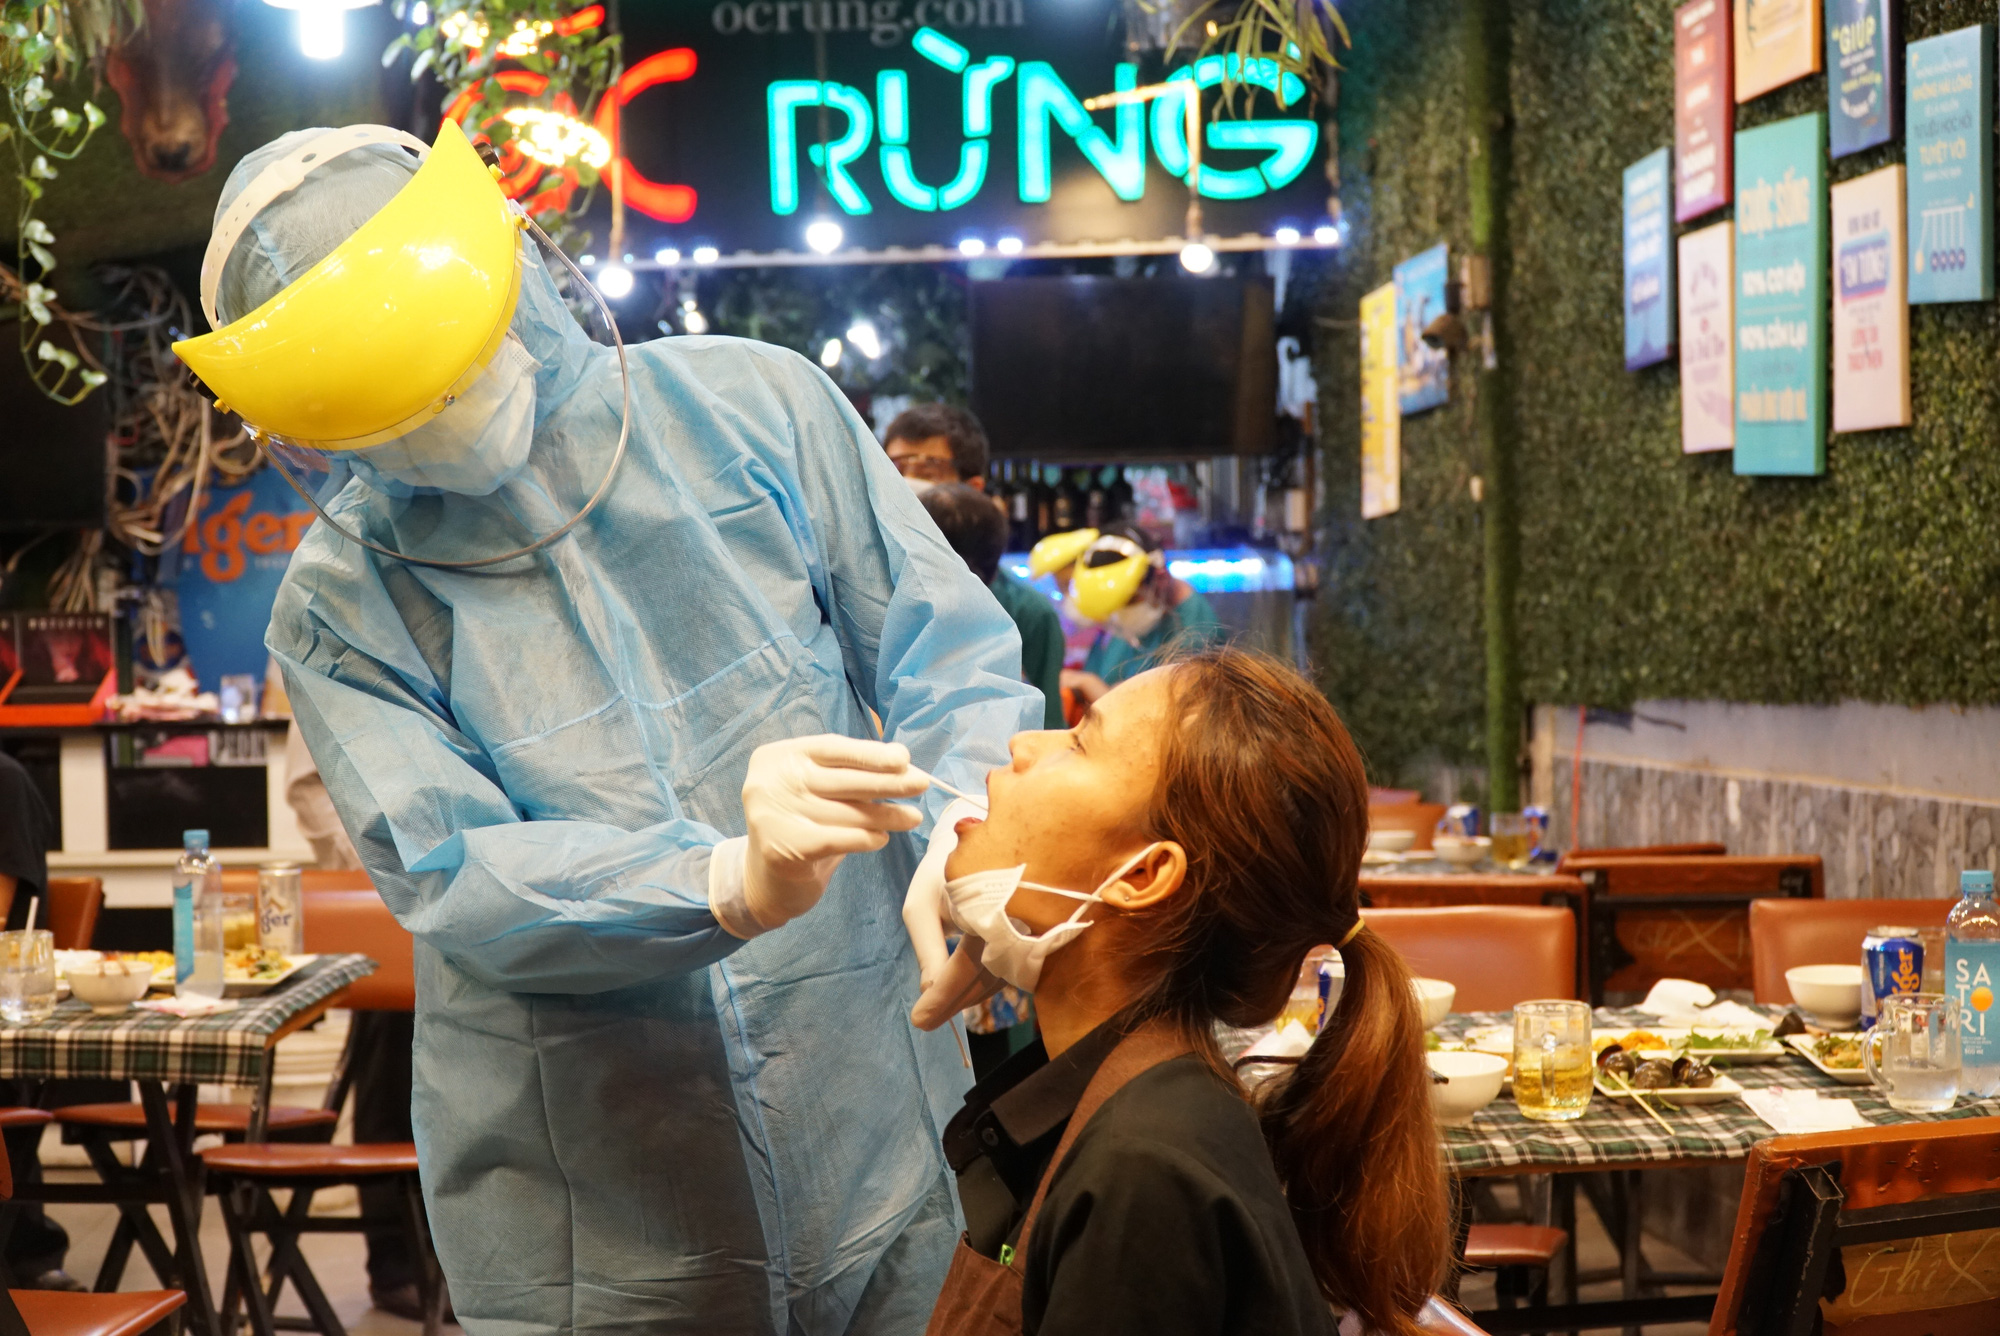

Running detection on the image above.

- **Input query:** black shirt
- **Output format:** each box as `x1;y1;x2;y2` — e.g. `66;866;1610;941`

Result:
0;753;54;900
942;1021;1337;1336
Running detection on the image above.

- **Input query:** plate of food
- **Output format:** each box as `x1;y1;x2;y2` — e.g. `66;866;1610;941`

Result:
1594;1048;1744;1105
1785;1032;1871;1085
111;948;314;996
1592;1026;1787;1063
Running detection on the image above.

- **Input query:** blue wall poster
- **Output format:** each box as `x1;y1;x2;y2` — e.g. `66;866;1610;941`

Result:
1907;24;1994;303
1828;0;1896;157
1733;112;1827;476
1394;243;1451;416
1624;149;1676;369
168;466;315;689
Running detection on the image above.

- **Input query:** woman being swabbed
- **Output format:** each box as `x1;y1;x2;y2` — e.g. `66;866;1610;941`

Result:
903;647;1450;1336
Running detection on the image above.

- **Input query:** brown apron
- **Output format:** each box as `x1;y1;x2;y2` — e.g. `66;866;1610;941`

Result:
923;1025;1192;1336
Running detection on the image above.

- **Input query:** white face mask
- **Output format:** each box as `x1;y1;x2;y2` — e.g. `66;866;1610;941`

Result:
351;334;540;496
1106;596;1166;646
904;475;935;497
942;845;1160;991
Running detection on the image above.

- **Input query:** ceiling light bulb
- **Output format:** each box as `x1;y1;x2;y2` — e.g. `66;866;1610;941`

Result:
845;319;882;360
820;338;843;367
683;309;708;334
655;248;681;266
996;236;1024;255
958;237;986;257
1179;241;1215;274
1274;226;1301;246
1313;224;1339;245
805;220;843;254
409;1;428;24
297;5;345;59
580;254;597;266
597;264;634;300
693;246;719;265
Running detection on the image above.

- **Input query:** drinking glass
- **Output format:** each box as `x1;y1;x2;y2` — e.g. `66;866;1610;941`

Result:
1490;813;1533;869
1865;993;1962;1113
1513;999;1594;1121
1918;927;1946;994
0;930;58;1024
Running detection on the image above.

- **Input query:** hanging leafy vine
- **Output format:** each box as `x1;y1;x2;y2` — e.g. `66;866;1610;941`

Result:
384;0;621;251
2;0;135;402
1160;0;1349;110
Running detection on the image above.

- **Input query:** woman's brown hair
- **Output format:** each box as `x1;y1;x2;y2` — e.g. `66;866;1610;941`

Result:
1119;646;1449;1336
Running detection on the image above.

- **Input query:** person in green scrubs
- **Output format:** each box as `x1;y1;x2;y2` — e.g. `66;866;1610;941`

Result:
1065;524;1225;707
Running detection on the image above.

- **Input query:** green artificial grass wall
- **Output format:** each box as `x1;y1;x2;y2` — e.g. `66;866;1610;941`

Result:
1313;0;2000;788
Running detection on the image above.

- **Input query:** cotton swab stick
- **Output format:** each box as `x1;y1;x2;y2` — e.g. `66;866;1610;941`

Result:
912;767;988;809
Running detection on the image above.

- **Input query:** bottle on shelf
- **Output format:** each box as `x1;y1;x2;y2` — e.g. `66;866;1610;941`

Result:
173;829;226;1001
1948;868;2000;1097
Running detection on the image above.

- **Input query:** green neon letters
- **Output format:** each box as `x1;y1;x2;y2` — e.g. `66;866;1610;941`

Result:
1149;56;1317;200
877;30;1014;212
768;79;874;215
1018;61;1143;203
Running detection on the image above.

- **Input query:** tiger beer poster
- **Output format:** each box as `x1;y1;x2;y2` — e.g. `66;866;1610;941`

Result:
1735;0;1823;100
1831;165;1910;432
1359;283;1401;519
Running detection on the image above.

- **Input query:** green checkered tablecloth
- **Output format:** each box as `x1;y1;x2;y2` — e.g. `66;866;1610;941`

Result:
1438;1007;2000;1177
0;953;375;1088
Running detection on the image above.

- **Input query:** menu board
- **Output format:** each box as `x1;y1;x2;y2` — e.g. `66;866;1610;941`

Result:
1678;222;1736;453
1831;165;1910;432
1677;0;1734;221
1359;283;1401;519
1735;0;1823;100
1733;113;1826;476
1624;150;1676;369
1395;243;1451;416
1907;25;1994;304
1827;0;1896;157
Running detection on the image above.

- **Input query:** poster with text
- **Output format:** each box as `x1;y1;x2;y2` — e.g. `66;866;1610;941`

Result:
1907;25;1993;304
169;466;316;686
1395;243;1450;416
1359;283;1401;519
1832;165;1909;432
1678;222;1735;452
1733;113;1826;476
1735;0;1822;100
1827;0;1896;156
1625;150;1676;368
1677;0;1734;220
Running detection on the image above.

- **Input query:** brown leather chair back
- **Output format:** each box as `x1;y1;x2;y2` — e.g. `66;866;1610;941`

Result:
1365;906;1577;1010
301;883;413;1013
1748;897;1958;1004
1710;1116;2000;1335
1369;802;1449;852
42;877;103;950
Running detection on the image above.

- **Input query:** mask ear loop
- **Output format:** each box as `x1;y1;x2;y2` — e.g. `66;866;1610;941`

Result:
255;212;631;572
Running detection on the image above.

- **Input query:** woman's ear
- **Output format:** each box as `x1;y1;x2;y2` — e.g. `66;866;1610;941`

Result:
1104;842;1187;911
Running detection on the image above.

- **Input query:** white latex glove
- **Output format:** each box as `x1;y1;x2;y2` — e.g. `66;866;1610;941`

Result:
902;796;1005;1030
911;935;1003;1031
739;735;925;933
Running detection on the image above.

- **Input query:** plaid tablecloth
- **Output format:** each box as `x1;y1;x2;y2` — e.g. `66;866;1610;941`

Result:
0;953;375;1087
1439;1007;2000;1176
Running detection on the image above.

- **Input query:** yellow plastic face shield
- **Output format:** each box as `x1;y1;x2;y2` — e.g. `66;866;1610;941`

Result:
174;120;526;452
1068;535;1163;623
1027;529;1098;579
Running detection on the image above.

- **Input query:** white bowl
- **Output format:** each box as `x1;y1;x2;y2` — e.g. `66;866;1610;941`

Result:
1412;977;1456;1029
1787;964;1865;1026
1431;835;1490;867
1429;1051;1508;1126
65;961;152;1014
1368;828;1417;854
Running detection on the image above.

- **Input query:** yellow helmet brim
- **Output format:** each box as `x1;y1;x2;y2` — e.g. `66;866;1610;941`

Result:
1028;529;1099;579
174;120;525;451
1070;552;1151;622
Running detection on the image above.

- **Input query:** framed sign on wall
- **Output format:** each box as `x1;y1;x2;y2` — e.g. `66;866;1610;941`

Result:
1830;163;1909;432
1677;221;1734;453
1906;24;1993;304
1359;281;1400;518
1733;112;1826;476
1623;148;1675;369
1676;0;1733;221
1735;0;1822;100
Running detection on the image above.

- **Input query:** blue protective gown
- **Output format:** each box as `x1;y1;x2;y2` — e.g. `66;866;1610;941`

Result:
266;245;1040;1335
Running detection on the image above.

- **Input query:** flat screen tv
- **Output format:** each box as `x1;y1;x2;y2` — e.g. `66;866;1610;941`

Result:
970;276;1276;459
0;323;108;531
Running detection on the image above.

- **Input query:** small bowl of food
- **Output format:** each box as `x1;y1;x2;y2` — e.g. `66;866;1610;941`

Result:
1411;977;1456;1029
1368;828;1417;855
1428;1051;1508;1126
1431;836;1491;867
65;959;154;1015
1787;964;1864;1028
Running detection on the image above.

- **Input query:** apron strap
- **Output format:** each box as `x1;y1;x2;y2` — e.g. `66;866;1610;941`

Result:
1010;1023;1193;1269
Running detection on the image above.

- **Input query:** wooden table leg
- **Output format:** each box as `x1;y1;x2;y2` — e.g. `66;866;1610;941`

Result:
1619;1170;1644;1336
140;1081;220;1336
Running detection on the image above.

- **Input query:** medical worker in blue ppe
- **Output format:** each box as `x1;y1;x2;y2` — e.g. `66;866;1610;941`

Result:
175;122;1041;1336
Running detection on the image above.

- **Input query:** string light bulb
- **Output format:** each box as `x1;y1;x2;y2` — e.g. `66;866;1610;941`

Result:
1179;241;1216;274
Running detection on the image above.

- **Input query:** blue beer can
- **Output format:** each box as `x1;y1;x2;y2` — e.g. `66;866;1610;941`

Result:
1861;926;1924;1029
1441;803;1481;838
1523;805;1551;856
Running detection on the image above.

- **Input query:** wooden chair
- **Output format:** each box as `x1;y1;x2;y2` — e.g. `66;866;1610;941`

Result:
1363;875;1589;1007
1365;906;1579;1009
43;877;103;950
1370;802;1449;852
1708;1116;2000;1335
1561;854;1824;1004
1557;842;1725;868
0;1123;185;1335
1749;897;1958;1005
202;881;445;1336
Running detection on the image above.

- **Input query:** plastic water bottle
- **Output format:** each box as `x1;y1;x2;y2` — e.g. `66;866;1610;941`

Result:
173;830;225;1001
1946;868;2000;1098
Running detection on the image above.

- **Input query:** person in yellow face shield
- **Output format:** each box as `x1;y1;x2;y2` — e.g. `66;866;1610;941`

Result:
178;122;1041;1335
1051;526;1226;707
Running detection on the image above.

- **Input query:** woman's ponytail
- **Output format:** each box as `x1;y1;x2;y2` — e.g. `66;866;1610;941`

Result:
1259;926;1449;1336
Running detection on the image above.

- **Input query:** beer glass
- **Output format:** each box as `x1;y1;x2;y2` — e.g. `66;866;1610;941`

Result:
0;930;57;1024
1865;993;1962;1114
1513;999;1594;1121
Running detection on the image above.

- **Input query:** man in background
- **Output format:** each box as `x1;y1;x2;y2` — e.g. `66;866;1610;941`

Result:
888;408;1064;731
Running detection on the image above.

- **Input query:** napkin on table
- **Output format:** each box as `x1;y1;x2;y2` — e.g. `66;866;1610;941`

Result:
1242;1020;1314;1062
1743;1087;1869;1133
1639;978;1715;1015
136;995;237;1017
